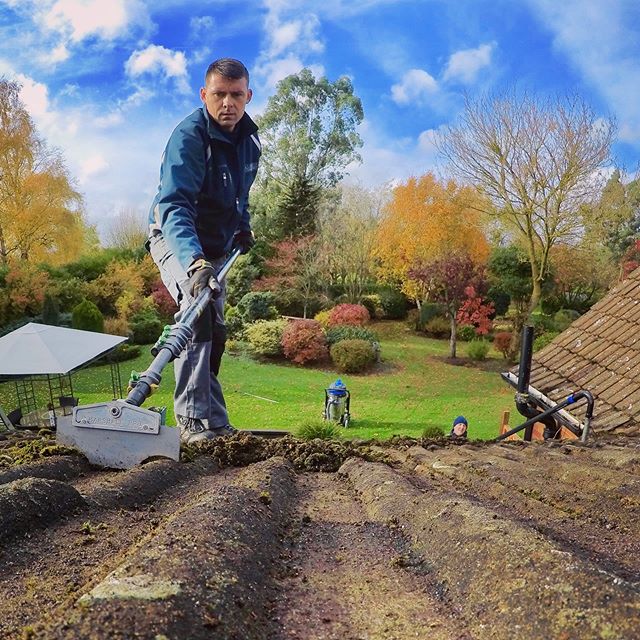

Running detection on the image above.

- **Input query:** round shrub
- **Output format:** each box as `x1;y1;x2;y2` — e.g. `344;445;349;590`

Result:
225;305;244;339
378;287;407;319
424;316;450;338
71;299;104;333
282;319;328;365
467;339;490;360
245;319;287;356
314;309;332;329
325;324;378;346
330;339;377;373
456;324;476;342
533;331;560;352
493;331;513;359
129;309;163;344
554;309;580;332
237;291;278;323
327;303;370;327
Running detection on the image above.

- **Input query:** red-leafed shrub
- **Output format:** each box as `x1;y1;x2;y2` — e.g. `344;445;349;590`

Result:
151;278;178;320
493;332;512;359
456;286;494;335
327;303;370;327
282;319;328;365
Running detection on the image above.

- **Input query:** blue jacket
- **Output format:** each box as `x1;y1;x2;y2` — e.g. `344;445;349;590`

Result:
149;106;261;270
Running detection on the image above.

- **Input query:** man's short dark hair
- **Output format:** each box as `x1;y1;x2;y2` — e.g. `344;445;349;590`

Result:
205;58;249;84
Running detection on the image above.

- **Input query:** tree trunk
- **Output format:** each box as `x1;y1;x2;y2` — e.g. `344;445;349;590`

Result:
508;278;542;361
0;225;6;266
449;314;457;359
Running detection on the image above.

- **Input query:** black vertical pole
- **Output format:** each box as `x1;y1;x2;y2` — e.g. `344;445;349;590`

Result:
518;325;535;441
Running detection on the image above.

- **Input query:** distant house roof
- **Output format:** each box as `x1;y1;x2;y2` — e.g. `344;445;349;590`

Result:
519;267;640;436
0;323;127;377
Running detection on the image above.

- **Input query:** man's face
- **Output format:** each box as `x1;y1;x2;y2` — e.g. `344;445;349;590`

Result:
200;73;252;132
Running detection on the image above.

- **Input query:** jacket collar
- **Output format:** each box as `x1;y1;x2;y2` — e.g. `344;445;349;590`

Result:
202;106;258;142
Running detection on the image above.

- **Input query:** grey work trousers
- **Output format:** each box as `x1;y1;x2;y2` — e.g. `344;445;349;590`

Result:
148;233;229;428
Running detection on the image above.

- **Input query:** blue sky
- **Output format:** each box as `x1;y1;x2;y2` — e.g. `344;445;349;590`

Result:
1;0;639;238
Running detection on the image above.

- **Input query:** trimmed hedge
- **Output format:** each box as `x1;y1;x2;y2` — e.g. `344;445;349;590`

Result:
245;319;287;356
71;299;104;333
282;319;328;365
493;331;512;359
330;338;377;373
327;303;370;327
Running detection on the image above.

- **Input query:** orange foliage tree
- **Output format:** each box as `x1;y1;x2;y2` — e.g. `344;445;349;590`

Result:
373;173;489;304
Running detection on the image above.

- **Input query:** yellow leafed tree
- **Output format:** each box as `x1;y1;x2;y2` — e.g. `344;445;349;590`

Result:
373;172;490;303
0;78;88;266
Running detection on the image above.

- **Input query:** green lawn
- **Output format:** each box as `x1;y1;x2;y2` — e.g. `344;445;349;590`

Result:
1;322;515;440
93;322;514;440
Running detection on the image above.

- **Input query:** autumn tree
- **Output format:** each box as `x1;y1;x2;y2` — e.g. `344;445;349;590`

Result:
105;206;148;251
0;78;87;265
545;243;616;313
253;235;324;318
409;254;487;358
437;91;615;330
317;183;383;302
374;173;489;304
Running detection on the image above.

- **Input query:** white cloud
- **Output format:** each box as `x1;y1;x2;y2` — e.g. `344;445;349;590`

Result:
344;119;442;188
254;56;326;93
79;153;108;183
125;45;190;94
48;43;70;64
391;69;438;105
190;15;215;36
527;0;640;146
94;112;125;128
41;0;149;43
16;74;50;118
254;2;325;92
443;42;495;85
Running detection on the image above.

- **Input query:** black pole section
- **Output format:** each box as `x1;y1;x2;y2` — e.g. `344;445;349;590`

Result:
516;325;535;439
517;325;534;393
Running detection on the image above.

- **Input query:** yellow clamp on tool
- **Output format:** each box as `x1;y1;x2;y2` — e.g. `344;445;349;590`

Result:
127;371;158;395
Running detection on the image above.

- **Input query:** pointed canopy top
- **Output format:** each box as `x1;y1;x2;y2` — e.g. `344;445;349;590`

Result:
0;323;127;377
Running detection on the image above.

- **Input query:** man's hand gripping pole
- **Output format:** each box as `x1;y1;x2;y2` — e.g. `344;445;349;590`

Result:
125;248;242;407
